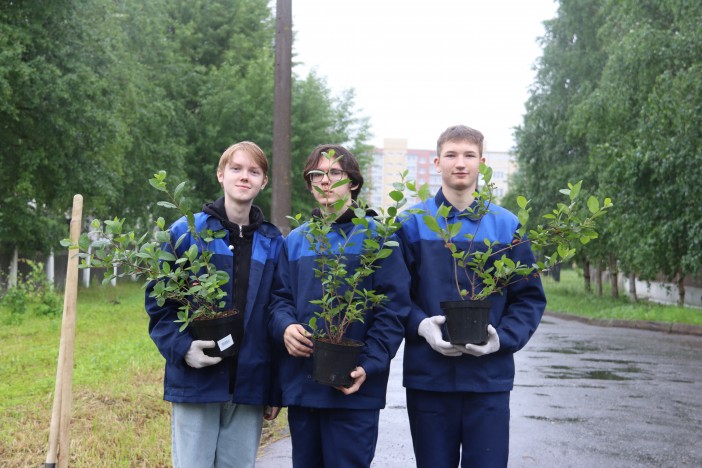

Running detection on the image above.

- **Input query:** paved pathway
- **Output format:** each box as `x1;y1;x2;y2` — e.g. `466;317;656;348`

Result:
257;314;702;467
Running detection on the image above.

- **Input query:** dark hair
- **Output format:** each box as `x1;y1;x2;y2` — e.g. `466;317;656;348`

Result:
302;144;364;200
436;125;484;157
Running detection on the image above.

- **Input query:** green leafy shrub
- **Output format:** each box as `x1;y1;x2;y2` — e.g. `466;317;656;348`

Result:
0;259;62;322
61;171;230;331
287;150;411;344
408;163;613;300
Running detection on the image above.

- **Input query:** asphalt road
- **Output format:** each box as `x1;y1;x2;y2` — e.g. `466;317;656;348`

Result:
257;315;702;467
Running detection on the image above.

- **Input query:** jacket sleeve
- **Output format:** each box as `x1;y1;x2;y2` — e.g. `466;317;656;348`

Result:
357;239;413;377
396;220;430;339
144;224;193;365
268;241;299;344
494;239;547;352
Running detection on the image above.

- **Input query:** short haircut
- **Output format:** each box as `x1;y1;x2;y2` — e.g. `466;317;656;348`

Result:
302;144;364;200
217;141;269;175
436;125;484;157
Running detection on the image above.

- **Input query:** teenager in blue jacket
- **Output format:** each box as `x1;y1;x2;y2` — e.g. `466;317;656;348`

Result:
397;126;547;468
268;144;412;467
145;141;284;468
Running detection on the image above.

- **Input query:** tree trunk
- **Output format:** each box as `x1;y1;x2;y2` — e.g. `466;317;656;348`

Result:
82;246;91;288
47;250;55;286
609;254;618;298
628;273;638;303
8;246;18;289
583;259;592;293
677;272;686;306
595;261;603;297
551;263;561;282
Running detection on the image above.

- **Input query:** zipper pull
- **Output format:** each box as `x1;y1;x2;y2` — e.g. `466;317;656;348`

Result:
239;225;243;238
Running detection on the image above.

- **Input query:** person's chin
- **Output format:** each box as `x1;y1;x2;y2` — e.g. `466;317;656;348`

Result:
316;196;336;205
448;180;474;190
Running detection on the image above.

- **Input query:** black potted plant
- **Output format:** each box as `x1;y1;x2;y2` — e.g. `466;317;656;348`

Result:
62;171;242;357
407;163;612;344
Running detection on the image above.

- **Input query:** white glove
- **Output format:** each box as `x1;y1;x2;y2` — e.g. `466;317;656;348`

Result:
184;340;223;368
418;316;462;357
456;325;500;357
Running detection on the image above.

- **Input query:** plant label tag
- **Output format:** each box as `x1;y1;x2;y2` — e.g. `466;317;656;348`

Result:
217;334;234;351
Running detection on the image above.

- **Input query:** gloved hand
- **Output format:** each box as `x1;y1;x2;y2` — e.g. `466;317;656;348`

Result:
456;325;500;357
418;316;462;357
184;340;223;368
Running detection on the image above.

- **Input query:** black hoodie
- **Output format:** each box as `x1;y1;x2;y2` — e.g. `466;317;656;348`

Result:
202;197;263;317
202;197;264;393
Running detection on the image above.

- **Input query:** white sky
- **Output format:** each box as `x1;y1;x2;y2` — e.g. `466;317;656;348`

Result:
291;0;558;152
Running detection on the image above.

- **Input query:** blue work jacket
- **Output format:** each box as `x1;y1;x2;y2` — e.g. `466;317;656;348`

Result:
145;212;283;405
268;215;412;410
398;189;547;393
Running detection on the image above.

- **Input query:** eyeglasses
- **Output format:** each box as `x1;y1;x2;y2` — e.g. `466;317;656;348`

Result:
307;169;346;183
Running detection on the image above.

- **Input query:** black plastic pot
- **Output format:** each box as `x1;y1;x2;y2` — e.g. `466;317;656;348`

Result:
440;300;491;345
189;312;244;358
312;338;364;387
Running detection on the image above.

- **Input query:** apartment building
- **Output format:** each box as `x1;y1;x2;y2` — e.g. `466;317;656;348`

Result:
367;138;516;209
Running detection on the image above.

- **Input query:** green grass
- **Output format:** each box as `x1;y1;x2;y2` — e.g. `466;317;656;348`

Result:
543;269;702;325
0;282;287;467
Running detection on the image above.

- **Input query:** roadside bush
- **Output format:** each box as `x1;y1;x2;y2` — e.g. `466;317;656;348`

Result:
0;260;62;322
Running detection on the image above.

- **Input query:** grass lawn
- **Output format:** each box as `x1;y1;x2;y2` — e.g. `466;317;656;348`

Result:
0;281;287;467
543;269;702;325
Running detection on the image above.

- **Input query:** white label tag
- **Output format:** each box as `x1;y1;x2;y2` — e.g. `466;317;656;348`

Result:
217;334;234;351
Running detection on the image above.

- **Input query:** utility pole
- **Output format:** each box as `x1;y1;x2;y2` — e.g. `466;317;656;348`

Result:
271;0;292;234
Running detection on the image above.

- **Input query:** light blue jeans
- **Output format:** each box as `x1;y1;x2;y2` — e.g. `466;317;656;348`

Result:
171;401;264;468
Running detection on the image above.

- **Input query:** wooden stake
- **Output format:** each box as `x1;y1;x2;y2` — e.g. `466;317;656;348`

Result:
45;194;83;468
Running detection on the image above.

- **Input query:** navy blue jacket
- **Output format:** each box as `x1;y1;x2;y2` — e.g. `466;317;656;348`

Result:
268;214;412;410
145;211;283;405
398;189;546;393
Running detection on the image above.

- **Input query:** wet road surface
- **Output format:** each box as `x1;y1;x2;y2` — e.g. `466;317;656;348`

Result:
257;314;702;467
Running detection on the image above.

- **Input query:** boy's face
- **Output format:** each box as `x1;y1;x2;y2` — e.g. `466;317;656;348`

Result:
309;157;355;210
434;139;485;193
217;150;267;205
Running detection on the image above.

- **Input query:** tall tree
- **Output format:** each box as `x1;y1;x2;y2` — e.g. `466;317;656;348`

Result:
512;0;608;285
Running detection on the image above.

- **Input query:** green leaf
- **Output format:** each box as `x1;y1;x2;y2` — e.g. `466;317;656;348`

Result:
156;231;170;243
448;223;461;238
375;248;392;259
331;178;351;189
587;196;600;214
174;232;188;250
157;201;177;209
158;251;176;262
186;244;198;261
389;190;404;202
149;177;167;192
417;183;432;202
173;181;187;200
423;215;441;233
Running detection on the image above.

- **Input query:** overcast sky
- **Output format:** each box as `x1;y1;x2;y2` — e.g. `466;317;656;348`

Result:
291;0;558;152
